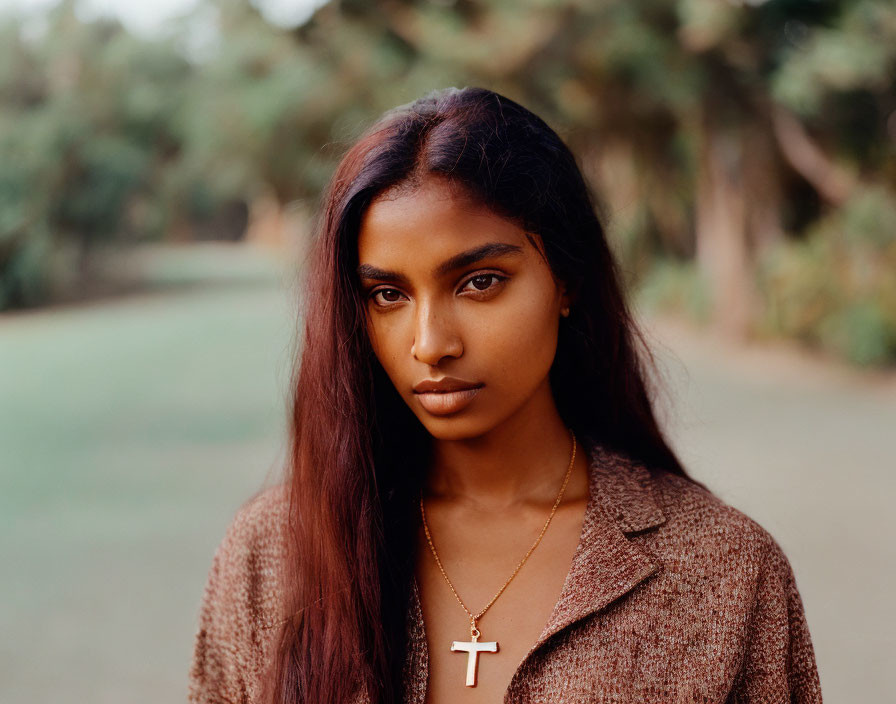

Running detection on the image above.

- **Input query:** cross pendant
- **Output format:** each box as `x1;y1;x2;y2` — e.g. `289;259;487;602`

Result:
450;626;499;687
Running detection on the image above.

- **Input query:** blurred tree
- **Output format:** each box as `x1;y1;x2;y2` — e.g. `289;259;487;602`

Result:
1;0;894;364
0;1;193;307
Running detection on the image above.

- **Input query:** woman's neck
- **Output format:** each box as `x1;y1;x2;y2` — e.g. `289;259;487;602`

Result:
423;388;588;512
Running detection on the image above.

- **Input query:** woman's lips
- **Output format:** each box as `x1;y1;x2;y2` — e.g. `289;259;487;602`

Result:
414;386;483;416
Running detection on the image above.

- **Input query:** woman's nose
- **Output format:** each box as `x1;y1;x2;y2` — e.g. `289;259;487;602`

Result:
411;300;463;365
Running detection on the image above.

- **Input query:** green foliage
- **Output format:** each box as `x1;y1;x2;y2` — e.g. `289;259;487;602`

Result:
635;258;712;324
0;0;894;367
0;224;52;310
0;6;195;306
757;187;896;365
772;1;896;116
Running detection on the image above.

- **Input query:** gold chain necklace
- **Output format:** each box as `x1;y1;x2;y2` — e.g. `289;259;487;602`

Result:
418;429;577;688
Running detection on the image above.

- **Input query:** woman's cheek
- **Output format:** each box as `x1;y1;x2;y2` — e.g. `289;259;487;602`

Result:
369;314;406;360
485;308;557;383
368;334;405;393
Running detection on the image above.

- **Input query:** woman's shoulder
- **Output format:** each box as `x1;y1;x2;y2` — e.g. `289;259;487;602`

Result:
588;443;806;608
217;484;291;561
592;442;786;566
646;469;807;607
189;485;290;703
650;469;787;559
204;483;291;619
645;470;822;700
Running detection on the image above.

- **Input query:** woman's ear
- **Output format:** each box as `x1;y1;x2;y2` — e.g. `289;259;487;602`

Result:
559;281;577;318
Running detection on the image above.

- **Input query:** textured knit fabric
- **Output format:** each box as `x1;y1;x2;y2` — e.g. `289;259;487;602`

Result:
188;441;823;703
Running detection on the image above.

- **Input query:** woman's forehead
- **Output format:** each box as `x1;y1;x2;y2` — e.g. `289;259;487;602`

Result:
357;178;539;267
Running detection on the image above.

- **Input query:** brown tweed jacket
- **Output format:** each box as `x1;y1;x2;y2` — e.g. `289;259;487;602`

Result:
189;442;823;703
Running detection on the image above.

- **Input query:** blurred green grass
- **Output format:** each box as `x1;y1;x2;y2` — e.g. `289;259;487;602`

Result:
1;243;893;702
0;244;298;703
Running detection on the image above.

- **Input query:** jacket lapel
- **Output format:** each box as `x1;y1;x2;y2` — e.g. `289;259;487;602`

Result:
515;441;667;667
399;440;668;704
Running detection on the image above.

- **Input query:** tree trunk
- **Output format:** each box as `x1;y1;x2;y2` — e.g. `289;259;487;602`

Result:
770;105;856;206
695;122;755;341
246;190;309;249
245;188;313;276
743;118;786;252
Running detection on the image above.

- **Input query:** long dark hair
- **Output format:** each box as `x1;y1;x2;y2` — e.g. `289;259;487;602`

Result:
265;87;704;703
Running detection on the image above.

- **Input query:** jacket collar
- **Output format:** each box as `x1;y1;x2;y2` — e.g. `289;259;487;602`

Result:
525;439;666;655
403;439;667;700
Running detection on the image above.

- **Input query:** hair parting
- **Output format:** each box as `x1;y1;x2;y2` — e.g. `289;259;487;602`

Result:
263;86;704;704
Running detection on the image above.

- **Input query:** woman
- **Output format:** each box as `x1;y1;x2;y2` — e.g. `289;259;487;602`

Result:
189;87;822;704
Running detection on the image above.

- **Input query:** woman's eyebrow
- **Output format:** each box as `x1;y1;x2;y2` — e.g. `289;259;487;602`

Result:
435;242;524;276
356;242;524;283
355;264;409;285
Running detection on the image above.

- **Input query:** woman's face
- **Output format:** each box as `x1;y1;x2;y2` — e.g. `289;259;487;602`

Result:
356;176;570;441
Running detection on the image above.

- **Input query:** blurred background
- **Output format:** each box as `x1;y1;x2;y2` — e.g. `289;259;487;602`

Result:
0;0;893;701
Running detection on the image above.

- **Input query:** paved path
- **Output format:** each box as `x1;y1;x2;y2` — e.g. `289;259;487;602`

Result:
644;315;895;703
1;245;891;702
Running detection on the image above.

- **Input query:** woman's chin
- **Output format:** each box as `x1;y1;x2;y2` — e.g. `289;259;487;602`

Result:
415;413;493;442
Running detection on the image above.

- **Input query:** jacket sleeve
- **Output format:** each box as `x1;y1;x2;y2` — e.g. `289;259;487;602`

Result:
188;490;287;704
728;533;823;703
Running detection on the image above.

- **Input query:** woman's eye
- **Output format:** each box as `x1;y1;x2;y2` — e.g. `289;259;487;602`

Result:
370;288;404;306
462;273;507;294
368;274;507;308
